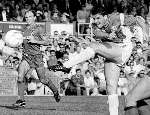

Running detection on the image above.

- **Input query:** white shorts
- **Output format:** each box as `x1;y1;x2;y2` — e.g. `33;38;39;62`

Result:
118;43;133;66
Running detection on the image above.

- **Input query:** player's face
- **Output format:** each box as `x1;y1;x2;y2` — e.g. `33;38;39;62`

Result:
25;11;36;25
94;14;105;28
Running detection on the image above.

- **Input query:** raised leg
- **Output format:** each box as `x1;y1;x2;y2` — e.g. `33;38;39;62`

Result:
63;42;122;68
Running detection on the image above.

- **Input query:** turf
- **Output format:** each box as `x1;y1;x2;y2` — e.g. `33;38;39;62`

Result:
0;96;125;115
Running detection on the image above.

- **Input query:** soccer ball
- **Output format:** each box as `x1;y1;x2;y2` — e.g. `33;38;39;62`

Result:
4;30;23;48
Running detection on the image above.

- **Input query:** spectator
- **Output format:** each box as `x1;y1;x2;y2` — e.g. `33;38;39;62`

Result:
55;44;65;59
4;55;14;68
47;50;58;68
31;3;37;11
43;4;51;21
65;68;85;96
51;4;61;16
45;46;52;57
147;2;150;18
51;39;60;51
61;51;69;63
60;12;70;24
138;6;147;19
137;57;146;66
118;0;128;13
36;4;45;22
10;0;15;10
59;31;68;42
135;41;143;56
0;5;10;21
4;58;12;68
84;70;98;96
94;62;106;94
136;70;145;79
124;60;135;75
51;4;61;23
76;44;82;54
52;30;60;39
117;71;128;96
14;4;23;22
77;4;90;34
12;56;20;69
129;6;137;16
51;10;60;23
21;3;31;18
64;38;71;48
77;5;89;23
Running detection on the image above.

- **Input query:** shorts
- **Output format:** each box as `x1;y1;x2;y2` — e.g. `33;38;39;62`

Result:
117;43;133;66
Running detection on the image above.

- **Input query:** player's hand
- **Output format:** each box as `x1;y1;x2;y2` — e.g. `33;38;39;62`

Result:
111;26;118;31
109;32;116;39
93;29;99;37
28;36;37;43
24;36;34;40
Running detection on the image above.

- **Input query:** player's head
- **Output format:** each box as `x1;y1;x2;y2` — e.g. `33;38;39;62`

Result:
93;13;106;28
25;10;36;25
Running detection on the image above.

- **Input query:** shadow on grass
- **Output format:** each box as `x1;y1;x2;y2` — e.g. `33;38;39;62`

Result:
0;105;57;111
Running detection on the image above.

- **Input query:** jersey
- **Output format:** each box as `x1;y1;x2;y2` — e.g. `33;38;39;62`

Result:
22;24;44;68
94;14;126;43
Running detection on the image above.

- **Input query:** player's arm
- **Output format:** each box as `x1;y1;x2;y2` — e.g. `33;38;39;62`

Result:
94;28;117;41
93;29;109;38
28;38;50;45
28;26;50;45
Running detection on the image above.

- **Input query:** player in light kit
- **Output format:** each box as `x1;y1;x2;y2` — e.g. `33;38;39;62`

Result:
63;12;147;115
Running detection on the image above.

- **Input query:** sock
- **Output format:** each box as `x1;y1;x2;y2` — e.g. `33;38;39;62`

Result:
108;94;119;115
18;81;26;100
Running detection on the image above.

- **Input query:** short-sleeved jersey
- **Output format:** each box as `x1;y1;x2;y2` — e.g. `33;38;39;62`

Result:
22;24;45;68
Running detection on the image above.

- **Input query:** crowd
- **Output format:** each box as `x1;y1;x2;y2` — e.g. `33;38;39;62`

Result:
0;0;149;97
0;0;149;23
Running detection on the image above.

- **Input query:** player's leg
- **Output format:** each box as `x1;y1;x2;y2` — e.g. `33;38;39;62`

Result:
104;61;120;115
125;77;150;115
36;67;61;102
13;60;30;107
63;41;123;68
91;42;122;62
117;87;122;96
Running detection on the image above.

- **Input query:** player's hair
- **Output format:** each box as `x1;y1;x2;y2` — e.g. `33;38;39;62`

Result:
85;69;91;74
25;10;36;17
50;50;55;53
76;68;81;72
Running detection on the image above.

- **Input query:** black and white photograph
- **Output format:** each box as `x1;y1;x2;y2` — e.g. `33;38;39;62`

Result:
0;0;149;115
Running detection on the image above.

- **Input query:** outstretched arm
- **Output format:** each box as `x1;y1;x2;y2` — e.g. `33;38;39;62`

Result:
25;34;51;46
24;25;51;46
28;37;50;46
93;29;109;38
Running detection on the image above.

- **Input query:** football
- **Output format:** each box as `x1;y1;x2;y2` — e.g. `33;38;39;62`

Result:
4;30;23;48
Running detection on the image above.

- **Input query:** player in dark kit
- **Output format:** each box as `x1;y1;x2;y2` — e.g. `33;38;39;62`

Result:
13;10;61;107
